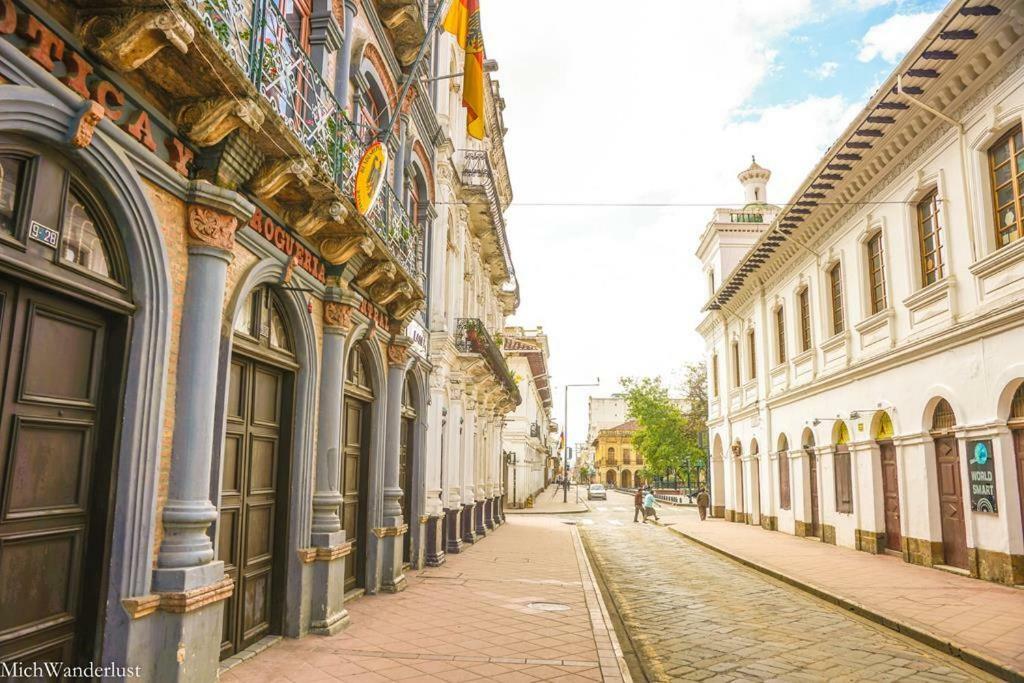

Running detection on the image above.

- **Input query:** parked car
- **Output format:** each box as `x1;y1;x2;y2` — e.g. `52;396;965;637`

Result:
587;484;607;501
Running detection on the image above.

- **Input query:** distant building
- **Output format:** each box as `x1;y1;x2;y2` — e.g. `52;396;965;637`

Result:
593;421;644;488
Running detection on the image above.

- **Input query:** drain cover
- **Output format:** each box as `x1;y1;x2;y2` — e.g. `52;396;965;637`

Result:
527;602;571;612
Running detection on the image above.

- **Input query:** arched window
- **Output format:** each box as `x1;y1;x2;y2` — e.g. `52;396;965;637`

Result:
233;286;293;353
62;187;114;279
0;155;25;234
828;262;845;335
833;420;852;513
866;232;886;314
931;399;956;433
917;190;945;285
347;346;374;395
1011;383;1024;423
607;447;616;465
875;412;894;440
988;124;1024;248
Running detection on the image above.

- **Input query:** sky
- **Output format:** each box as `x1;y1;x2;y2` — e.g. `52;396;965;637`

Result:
483;0;946;452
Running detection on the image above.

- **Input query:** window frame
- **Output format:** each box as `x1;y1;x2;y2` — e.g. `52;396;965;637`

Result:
774;305;786;365
828;262;845;336
797;287;812;352
747;329;757;380
987;124;1024;249
866;231;887;315
731;341;741;388
916;189;945;286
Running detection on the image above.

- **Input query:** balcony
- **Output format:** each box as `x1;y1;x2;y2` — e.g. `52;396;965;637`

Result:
454;318;521;407
169;0;424;289
461;150;517;309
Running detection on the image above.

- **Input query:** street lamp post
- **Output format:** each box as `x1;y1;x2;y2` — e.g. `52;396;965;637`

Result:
563;379;600;503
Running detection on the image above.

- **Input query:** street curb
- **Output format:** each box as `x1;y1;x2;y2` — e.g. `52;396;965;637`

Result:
505;503;591;515
659;523;1023;683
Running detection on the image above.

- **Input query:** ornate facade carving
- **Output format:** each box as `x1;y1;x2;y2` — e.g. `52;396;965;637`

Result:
387;337;411;367
320;234;374;265
248;157;314;200
371;280;412;306
356;260;396;288
286;200;346;237
186;204;238;251
68;100;104;149
83;10;194;72
176;97;265;147
391;296;424;321
323;301;355;331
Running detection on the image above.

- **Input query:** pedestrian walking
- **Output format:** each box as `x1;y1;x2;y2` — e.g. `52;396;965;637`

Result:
642;489;659;523
632;486;644;523
696;486;710;521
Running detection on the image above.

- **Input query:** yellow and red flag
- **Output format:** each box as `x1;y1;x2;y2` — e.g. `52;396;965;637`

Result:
443;0;486;140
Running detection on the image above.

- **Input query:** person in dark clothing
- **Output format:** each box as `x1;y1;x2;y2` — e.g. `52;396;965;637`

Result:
696;486;710;521
633;487;645;523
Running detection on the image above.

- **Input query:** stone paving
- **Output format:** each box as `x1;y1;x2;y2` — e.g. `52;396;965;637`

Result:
223;515;629;682
579;494;993;682
506;483;591;515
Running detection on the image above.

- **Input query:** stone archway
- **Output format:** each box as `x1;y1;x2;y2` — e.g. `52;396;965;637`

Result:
605;469;617;487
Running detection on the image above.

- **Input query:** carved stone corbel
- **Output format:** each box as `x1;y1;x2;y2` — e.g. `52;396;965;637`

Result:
67;100;105;149
248;158;314;201
177;97;265;147
83;10;194;72
323;301;355;331
186;204;238;251
356;260;396;288
391;296;424;321
286;200;346;237
387;337;411;368
370;280;412;306
319;234;374;265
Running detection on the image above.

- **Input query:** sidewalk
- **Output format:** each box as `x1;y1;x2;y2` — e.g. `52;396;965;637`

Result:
223;516;629;682
505;483;590;515
638;494;1024;680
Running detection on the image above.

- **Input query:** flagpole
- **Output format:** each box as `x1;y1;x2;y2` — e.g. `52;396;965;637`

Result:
378;0;453;147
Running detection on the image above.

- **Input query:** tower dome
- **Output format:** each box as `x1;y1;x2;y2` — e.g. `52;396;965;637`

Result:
738;156;771;207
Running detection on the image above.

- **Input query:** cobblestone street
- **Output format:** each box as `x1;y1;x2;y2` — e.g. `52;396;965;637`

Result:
578;492;993;682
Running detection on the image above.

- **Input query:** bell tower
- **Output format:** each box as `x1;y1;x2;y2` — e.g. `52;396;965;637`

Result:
738;156;771;206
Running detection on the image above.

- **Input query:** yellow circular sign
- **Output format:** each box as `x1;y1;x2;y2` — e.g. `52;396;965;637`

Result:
354;141;388;215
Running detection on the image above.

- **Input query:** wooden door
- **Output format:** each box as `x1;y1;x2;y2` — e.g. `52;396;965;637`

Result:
880;441;902;552
0;280;121;667
219;357;289;658
1015;429;1024;546
341;398;368;591
400;417;414;563
935;436;968;569
808;449;821;537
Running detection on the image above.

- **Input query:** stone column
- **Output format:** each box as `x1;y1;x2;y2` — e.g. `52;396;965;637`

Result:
474;413;489;538
309;0;342;80
335;0;358;107
424;372;447;565
151;183;251;681
445;387;465;554
308;293;358;634
461;396;478;544
380;336;412;593
851;439;884;554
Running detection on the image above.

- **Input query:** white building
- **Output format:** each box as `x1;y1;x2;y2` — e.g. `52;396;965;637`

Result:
502;327;556;506
696;1;1024;586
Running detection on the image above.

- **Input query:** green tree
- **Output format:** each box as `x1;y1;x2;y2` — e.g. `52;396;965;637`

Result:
620;376;703;484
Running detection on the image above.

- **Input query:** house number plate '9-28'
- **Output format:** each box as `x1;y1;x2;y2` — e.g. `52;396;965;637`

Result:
28;221;59;249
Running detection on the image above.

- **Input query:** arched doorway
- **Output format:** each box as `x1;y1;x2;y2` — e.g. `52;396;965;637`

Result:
0;139;130;668
749;439;761;525
731;441;744;522
621;470;633;489
777;434;791;512
400;372;416;564
873;412;900;552
1011;384;1024;551
605;469;616;487
803;428;820;538
931;399;967;569
833;421;852;516
219;285;296;658
343;345;375;591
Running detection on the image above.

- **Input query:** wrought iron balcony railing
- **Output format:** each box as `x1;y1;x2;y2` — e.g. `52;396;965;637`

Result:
183;0;424;284
454;318;521;405
461;150;516;289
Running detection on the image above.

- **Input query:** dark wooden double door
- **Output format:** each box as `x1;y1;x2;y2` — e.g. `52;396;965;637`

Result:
219;355;292;658
935;436;968;570
1016;429;1024;550
399;417;414;563
341;397;370;592
807;450;821;538
879;441;902;552
0;279;123;667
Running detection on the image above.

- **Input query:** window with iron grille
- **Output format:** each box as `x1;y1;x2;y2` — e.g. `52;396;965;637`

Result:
917;190;945;286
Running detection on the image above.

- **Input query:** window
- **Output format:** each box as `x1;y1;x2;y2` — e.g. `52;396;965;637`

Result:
866;232;887;314
234;286;292;353
731;341;740;387
917;190;945;285
774;306;786;364
0;156;25;234
62;189;112;279
747;330;756;380
623;449;631;464
798;288;811;352
708;270;715;296
988;125;1024;248
711;354;719;398
828;263;845;335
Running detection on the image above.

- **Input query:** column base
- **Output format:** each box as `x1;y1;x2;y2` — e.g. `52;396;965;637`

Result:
484;497;495;530
474;500;487;537
461;503;478;544
425;514;446;566
308;537;352;636
445;507;464;554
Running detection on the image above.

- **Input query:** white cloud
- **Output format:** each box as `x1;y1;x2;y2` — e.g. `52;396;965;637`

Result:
482;0;866;443
857;11;939;63
808;61;839;79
